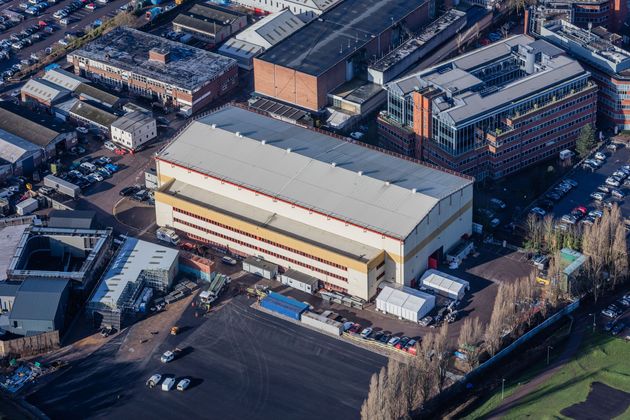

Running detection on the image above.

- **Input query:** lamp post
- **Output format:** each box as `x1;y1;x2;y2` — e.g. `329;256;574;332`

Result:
547;346;554;366
501;378;506;400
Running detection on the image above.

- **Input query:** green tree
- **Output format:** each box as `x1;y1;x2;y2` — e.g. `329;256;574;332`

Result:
576;124;596;159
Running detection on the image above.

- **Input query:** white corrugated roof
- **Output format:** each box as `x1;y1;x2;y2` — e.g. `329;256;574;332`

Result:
235;9;305;49
158;106;472;239
89;238;178;309
376;285;435;313
21;78;69;103
0;128;40;163
42;68;88;91
420;269;469;295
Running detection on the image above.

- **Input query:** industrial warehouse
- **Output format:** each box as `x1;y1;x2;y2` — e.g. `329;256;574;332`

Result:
154;105;473;300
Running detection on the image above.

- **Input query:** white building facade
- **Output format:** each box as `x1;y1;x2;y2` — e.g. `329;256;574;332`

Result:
110;112;157;151
154;106;473;300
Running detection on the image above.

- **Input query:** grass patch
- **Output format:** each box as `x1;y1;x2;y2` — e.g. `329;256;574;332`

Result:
464;331;630;419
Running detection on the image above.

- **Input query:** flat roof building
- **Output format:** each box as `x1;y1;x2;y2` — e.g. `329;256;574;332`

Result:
540;19;630;130
7;278;70;336
69;101;119;133
110;111;157;151
254;0;433;111
155;105;473;300
68;27;238;113
173;4;247;45
378;35;597;179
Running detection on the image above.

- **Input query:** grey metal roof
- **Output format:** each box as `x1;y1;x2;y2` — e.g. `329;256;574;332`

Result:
111;112;155;132
158;105;472;239
9;278;69;321
74;84;120;107
48;210;96;229
0;224;29;281
0;103;72;147
69;27;237;92
0;281;20;298
21;78;70;104
0;128;40;164
42;68;88;91
89;238;178;310
389;35;589;124
258;0;427;76
282;268;320;286
236;9;305;49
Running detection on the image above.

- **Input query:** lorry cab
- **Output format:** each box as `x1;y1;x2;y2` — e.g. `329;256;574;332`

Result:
156;227;180;245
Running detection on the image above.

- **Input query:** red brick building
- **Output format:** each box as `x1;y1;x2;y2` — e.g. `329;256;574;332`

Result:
67;27;238;113
253;0;433;111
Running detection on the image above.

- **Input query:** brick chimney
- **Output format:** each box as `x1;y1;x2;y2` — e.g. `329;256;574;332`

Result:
149;48;170;64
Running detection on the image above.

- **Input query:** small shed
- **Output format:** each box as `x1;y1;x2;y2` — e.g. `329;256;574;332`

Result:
278;269;320;294
376;285;435;323
242;256;278;279
420;269;470;300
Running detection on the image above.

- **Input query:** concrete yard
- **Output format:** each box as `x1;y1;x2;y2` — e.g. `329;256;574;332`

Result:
27;296;385;420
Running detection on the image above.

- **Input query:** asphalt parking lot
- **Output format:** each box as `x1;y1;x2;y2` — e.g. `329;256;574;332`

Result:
544;145;630;220
0;0;127;74
28;296;385;420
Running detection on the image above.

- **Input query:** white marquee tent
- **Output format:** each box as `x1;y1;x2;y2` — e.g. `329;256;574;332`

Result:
420;269;470;300
376;285;435;323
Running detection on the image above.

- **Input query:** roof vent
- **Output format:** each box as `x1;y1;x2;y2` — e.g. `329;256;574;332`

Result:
412;188;417;193
261;140;266;145
235;131;241;137
331;162;337;167
385;181;390;186
358;171;363;176
211;124;216;129
286;148;292;153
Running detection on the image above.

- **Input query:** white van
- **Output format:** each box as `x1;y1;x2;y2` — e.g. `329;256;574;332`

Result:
161;377;175;391
80;162;97;172
104;141;116;151
156;227;180;246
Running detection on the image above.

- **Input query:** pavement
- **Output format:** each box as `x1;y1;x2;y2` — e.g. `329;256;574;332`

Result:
0;0;128;74
27;295;385;420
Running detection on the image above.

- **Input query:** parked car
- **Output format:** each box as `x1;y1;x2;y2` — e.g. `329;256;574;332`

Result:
104;141;116;151
564;179;578;187
419;316;432;327
530;207;546;217
160;350;175;363
349;131;364;140
602;308;617;318
221;256;237;265
349;323;362;334
597;185;611;193
606;177;621;187
589;210;603;218
360;327;373;339
489;198;506;209
404;339;417;351
595;151;606;160
395;336;410;349
379;334;391;344
612;189;625;199
612;322;625;336
590;192;606;201
177;378;190;391
372;331;384;342
119;185;138;196
387;336;400;347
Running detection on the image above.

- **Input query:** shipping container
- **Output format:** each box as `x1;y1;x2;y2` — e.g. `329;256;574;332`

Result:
301;311;342;336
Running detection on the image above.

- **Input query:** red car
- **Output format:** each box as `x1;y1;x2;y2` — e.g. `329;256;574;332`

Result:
573;206;587;215
114;148;127;155
349;323;362;334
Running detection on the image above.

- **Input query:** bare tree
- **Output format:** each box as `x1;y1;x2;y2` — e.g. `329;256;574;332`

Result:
610;220;628;288
434;324;450;392
524;214;543;254
542;215;556;253
457;317;484;371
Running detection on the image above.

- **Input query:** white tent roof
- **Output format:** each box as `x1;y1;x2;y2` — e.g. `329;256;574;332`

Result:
420;269;469;296
377;285;435;313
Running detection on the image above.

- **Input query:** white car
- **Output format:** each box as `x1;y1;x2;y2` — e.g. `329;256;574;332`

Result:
530;207;546;217
594;152;606;161
160;350;175;363
590;192;606;201
161;377;175;391
606;177;621;187
104;141;116;151
177;378;190;391
76;126;88;134
89;173;104;182
360;327;373;338
349;131;364;140
221;256;237;265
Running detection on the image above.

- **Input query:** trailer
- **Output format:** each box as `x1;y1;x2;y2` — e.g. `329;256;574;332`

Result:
15;198;38;216
43;175;80;199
